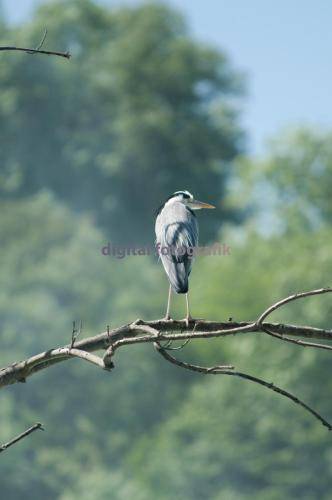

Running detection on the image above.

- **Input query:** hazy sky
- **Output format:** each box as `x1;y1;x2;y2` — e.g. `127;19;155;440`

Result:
3;0;332;155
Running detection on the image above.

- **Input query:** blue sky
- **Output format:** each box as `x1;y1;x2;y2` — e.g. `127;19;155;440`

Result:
3;0;332;155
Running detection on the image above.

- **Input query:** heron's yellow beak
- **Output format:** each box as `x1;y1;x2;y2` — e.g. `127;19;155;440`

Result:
189;199;215;209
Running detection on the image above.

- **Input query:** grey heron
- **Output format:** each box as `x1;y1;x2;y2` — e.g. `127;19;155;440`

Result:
155;190;215;323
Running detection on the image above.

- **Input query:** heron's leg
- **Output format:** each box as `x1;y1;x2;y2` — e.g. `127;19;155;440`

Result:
164;284;172;320
185;293;193;326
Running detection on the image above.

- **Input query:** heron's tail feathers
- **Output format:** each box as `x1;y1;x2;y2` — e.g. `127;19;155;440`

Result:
166;262;189;294
172;282;188;294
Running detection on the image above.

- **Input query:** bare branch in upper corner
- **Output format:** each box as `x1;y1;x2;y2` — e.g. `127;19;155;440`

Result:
0;29;70;59
0;423;44;454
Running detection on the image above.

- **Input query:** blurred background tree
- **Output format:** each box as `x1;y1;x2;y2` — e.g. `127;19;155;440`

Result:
0;1;331;499
0;0;244;243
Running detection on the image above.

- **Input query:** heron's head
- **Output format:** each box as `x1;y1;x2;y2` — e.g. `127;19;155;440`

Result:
171;190;215;210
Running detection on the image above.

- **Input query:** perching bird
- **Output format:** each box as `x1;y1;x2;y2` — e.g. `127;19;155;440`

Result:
155;190;215;323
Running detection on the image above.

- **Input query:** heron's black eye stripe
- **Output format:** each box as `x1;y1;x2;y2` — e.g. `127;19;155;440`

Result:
173;191;191;199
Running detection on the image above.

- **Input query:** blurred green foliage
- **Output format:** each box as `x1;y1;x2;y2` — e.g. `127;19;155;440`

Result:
0;0;244;243
0;1;331;499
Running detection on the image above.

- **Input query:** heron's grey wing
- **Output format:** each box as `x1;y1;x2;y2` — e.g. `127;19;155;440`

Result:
155;202;198;293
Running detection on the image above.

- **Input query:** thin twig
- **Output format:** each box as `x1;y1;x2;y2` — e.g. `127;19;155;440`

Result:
35;29;47;51
71;320;77;348
71;320;82;348
0;423;44;453
154;343;332;431
162;321;197;351
163;338;191;351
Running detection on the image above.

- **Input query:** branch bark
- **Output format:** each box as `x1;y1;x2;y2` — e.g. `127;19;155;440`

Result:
1;318;331;390
0;288;331;431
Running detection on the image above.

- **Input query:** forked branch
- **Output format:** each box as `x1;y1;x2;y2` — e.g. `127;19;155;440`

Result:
0;288;331;433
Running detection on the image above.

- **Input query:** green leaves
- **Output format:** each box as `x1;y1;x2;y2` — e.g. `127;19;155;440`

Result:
0;0;243;243
232;127;332;235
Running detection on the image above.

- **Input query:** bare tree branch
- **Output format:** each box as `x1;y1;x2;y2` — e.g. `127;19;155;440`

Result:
154;343;332;431
0;46;71;59
261;326;332;351
256;287;332;350
256;287;332;325
1;319;331;389
0;423;44;453
0;288;331;430
0;30;70;59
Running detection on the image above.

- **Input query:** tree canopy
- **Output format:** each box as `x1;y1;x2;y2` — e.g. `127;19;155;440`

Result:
0;0;244;243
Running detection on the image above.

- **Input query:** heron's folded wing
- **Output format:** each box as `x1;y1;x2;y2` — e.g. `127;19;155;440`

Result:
156;204;198;263
155;203;198;293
